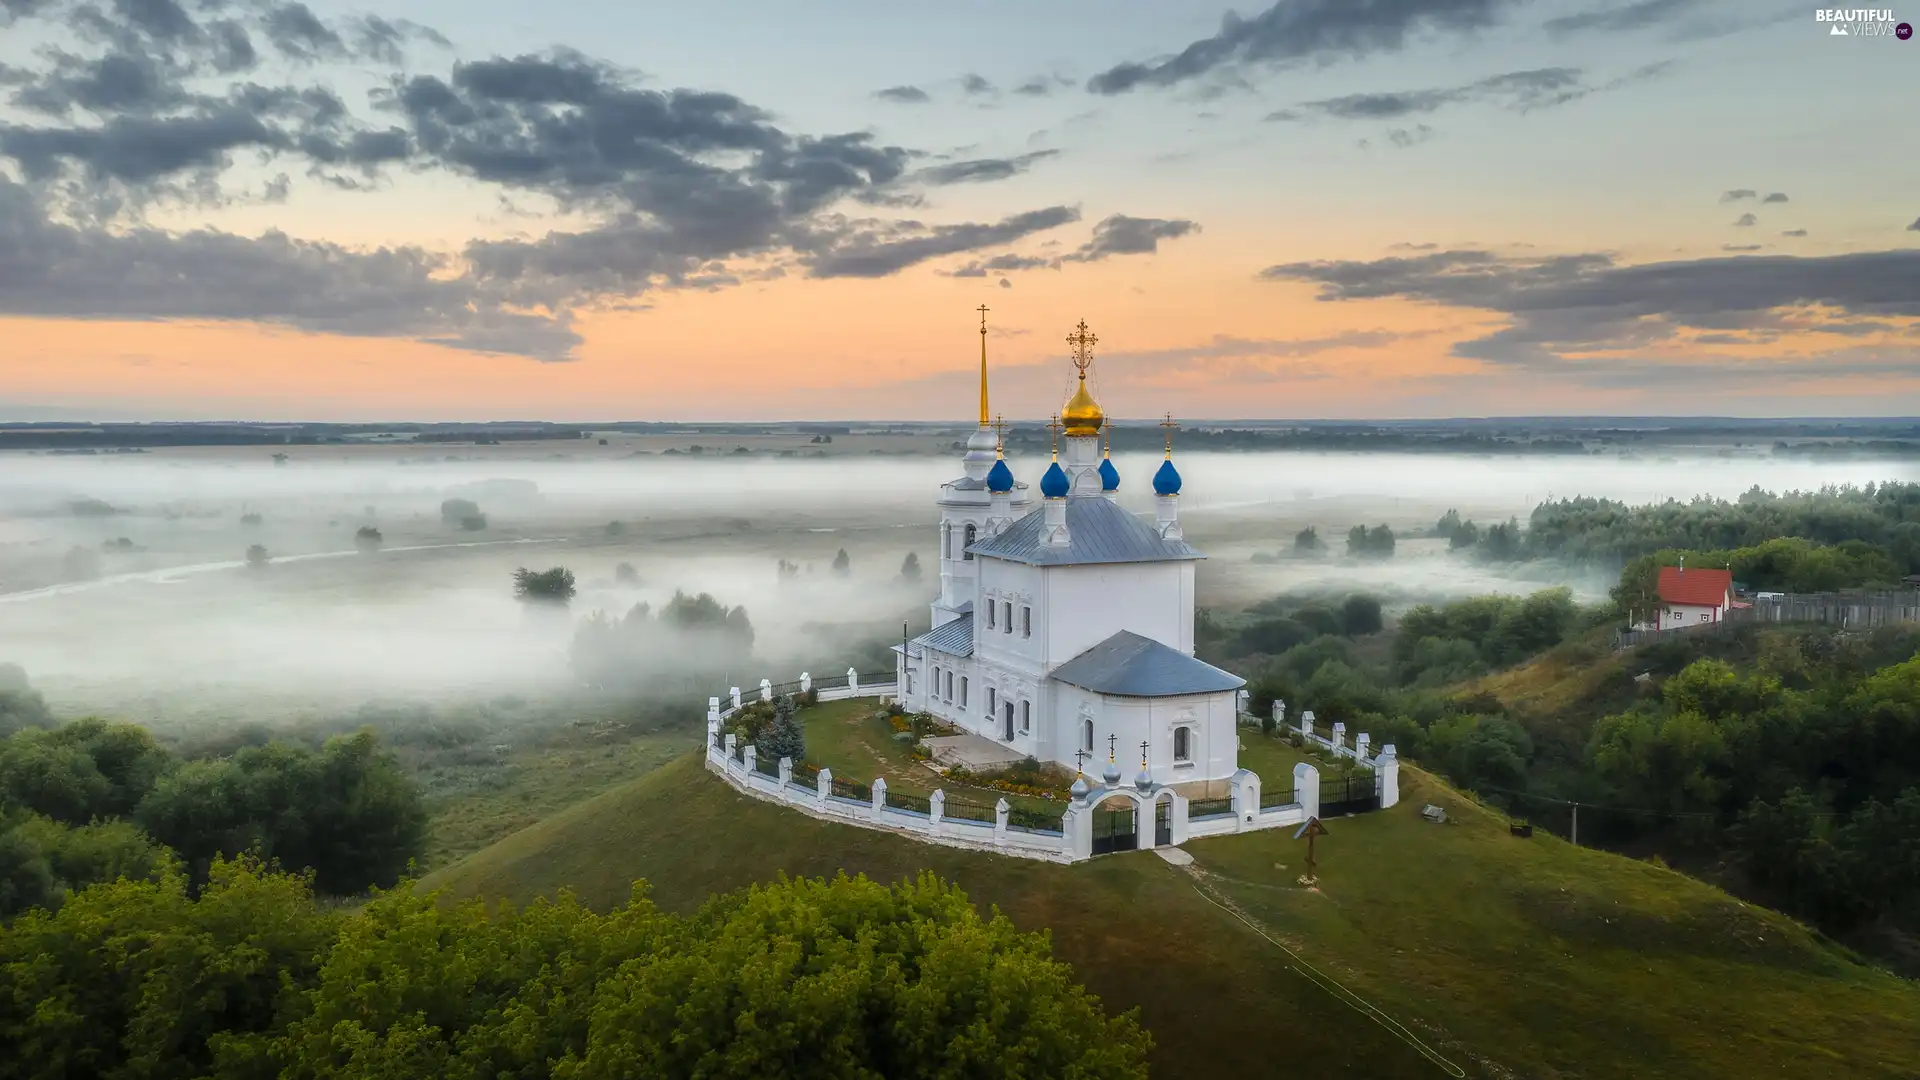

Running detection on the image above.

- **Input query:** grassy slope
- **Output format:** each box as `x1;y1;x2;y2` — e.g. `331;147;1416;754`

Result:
422;753;1920;1080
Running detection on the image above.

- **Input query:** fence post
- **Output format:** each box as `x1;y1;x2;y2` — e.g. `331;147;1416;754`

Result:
1377;746;1400;809
1171;791;1191;845
1273;699;1286;728
1355;733;1371;762
707;696;721;723
994;797;1010;843
930;789;946;832
801;672;812;694
817;767;833;806
759;678;773;703
730;686;742;710
1300;709;1314;740
742;745;758;778
1235;770;1261;830
705;717;720;757
847;667;860;692
778;756;792;787
870;777;887;822
1293;762;1321;821
723;733;737;762
1062;806;1092;861
1237;688;1250;715
1331;722;1346;755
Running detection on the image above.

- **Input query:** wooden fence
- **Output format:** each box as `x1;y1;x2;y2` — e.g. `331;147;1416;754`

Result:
1614;590;1920;650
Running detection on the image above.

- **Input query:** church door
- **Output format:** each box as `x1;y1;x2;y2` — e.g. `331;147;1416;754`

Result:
1003;702;1015;741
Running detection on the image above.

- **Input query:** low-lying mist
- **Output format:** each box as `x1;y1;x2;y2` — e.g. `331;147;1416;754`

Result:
2;442;1915;728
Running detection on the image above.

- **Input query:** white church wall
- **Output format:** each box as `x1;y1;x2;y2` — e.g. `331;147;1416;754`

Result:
1044;562;1191;663
973;558;1047;671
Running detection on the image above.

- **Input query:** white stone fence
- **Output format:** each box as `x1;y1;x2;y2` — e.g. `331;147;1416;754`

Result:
1271;700;1401;811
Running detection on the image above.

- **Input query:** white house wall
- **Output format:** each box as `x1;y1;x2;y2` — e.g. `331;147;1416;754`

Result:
1658;600;1724;630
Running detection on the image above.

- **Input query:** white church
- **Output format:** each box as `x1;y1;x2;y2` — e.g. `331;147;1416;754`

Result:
894;315;1245;791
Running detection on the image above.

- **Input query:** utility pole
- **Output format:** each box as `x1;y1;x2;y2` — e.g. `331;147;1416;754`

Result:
1571;802;1580;847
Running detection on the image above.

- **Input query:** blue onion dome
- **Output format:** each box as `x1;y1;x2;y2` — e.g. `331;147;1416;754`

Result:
1101;757;1122;785
1098;456;1120;492
1152;457;1183;496
1070;774;1090;799
986;457;1014;493
1040;460;1070;499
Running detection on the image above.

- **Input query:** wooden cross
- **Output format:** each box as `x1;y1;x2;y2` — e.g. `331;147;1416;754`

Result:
1299;816;1327;881
1067;320;1098;373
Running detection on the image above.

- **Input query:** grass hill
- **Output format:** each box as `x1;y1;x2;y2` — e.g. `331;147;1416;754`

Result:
423;751;1920;1079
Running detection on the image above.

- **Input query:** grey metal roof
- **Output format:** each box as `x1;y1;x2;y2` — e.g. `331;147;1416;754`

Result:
966;495;1203;567
1048;630;1245;697
946;476;988;491
913;615;974;657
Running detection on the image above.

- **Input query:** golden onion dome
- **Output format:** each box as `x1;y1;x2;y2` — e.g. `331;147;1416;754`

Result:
1062;375;1104;437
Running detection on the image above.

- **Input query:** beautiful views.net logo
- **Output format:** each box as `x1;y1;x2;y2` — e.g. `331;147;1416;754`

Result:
1814;8;1910;35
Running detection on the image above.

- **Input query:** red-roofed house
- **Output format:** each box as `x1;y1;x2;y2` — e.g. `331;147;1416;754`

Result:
1652;566;1736;630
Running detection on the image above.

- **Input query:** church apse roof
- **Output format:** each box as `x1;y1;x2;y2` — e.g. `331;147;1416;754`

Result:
965;495;1202;567
912;614;974;657
1048;630;1245;698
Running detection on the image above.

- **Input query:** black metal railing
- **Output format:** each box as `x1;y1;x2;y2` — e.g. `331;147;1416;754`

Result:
1188;796;1234;819
813;673;850;691
829;776;871;802
858;670;893;686
753;754;780;779
768;679;806;698
710;729;723;750
1260;787;1296;809
791;761;822;787
1007;805;1065;834
942;796;996;825
884;789;933;816
1320;776;1380;816
732;743;746;764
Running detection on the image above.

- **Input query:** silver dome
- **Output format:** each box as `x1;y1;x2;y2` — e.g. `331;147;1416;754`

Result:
1133;768;1153;791
1101;759;1122;785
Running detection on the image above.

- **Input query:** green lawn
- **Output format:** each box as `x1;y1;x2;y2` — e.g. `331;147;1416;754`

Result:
422;752;1920;1079
794;698;1070;816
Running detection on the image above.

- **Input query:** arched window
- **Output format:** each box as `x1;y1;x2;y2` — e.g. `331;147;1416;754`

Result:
987;687;997;714
1020;700;1031;734
959;676;968;708
944;670;953;700
963;523;977;560
1003;601;1013;633
1173;726;1192;763
942;523;950;560
1081;718;1094;753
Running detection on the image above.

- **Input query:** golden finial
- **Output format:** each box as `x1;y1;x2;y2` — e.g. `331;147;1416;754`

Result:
1067;319;1098;374
977;304;991;428
1046;414;1062;459
1160;413;1179;458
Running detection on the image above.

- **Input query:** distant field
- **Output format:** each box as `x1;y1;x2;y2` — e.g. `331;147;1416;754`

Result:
422;752;1920;1080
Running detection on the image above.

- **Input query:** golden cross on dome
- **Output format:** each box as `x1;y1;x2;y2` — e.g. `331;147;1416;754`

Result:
1066;320;1098;374
1160;413;1179;456
993;412;1007;452
1046;413;1062;457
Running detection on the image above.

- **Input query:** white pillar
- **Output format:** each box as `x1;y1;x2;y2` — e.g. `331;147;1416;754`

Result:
1237;688;1251;715
730;686;742;710
742;745;758;777
847;667;859;691
994;797;1010;843
1293;762;1321;820
1355;733;1371;762
759;678;772;703
930;789;946;831
1377;745;1401;809
817;766;833;805
1063;806;1091;860
778;756;792;787
723;733;737;760
1331;721;1346;754
800;672;812;693
1235;770;1261;828
1171;791;1191;845
1299;709;1314;738
1273;699;1286;727
870;776;887;821
707;695;721;720
705;717;720;755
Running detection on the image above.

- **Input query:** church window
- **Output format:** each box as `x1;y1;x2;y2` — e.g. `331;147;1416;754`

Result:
1081;718;1094;753
1003;601;1013;633
942;524;950;561
1174;726;1192;763
1022;606;1032;638
1021;700;1031;734
986;601;996;629
987;687;996;714
959;677;968;707
944;670;953;700
963;524;976;560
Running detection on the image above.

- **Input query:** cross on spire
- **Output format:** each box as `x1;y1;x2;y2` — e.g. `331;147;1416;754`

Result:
1139;740;1149;768
1067;320;1098;374
993;412;1007;454
1160;413;1179;458
1073;748;1089;776
1046;413;1062;458
1106;732;1117;763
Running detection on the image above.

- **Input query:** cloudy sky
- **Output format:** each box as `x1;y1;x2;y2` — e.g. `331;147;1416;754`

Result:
1;0;1915;421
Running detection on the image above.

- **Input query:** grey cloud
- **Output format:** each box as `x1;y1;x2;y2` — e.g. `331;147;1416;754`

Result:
948;253;1061;277
1908;217;1920;231
1783;229;1807;237
0;179;580;359
873;85;931;103
1013;75;1073;97
261;2;345;62
1067;214;1200;261
1544;0;1701;36
1087;0;1520;95
998;277;1011;288
1392;241;1439;250
960;73;994;95
1722;244;1762;252
350;15;450;65
1258;245;1920;367
1720;189;1756;202
1387;124;1435;148
804;205;1080;278
917;149;1058;186
1763;192;1788;203
1266;63;1669;125
1732;213;1757;227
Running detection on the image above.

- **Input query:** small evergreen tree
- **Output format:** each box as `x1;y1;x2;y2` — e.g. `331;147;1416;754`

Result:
355;526;383;553
761;694;806;764
833;548;851;577
1294;526;1322;552
614;562;639;585
245;544;270;569
901;551;922;582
